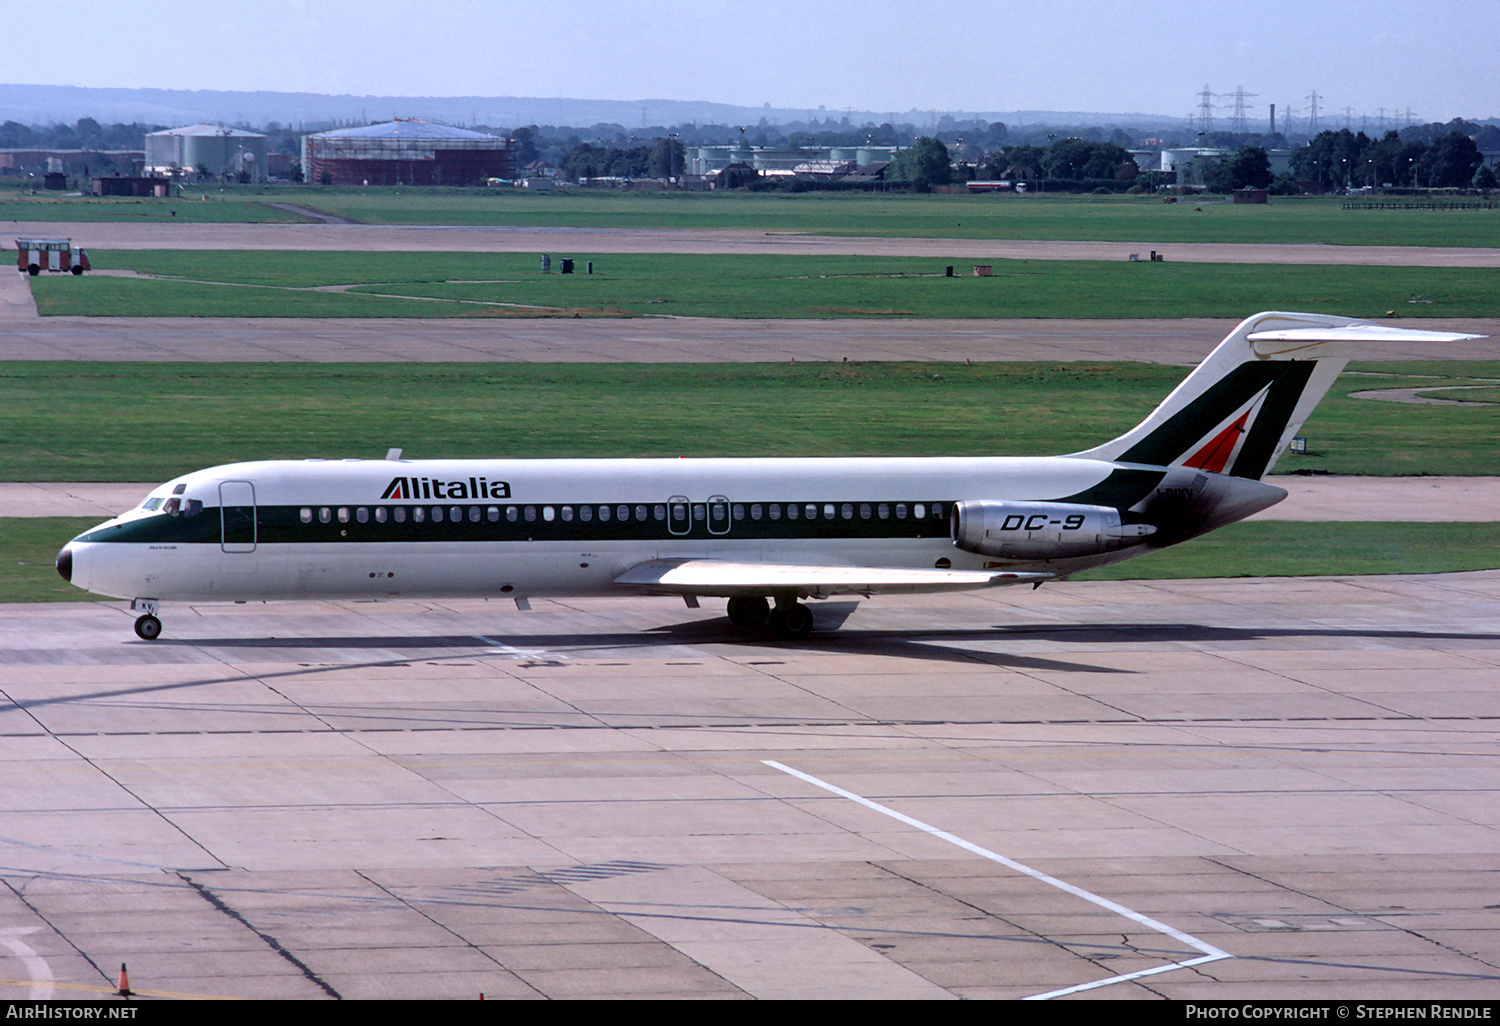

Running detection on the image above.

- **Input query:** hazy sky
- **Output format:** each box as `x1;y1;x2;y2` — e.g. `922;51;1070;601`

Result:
12;0;1498;123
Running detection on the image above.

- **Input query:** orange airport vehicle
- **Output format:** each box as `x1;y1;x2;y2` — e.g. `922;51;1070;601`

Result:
15;238;89;275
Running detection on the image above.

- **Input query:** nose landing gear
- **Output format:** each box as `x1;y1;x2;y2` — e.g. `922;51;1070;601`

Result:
131;598;162;641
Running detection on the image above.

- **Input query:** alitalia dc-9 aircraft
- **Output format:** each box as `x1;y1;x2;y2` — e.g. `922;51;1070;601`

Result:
56;312;1478;641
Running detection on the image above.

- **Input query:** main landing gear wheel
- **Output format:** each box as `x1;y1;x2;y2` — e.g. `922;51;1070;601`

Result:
134;614;162;641
726;595;771;628
768;601;814;639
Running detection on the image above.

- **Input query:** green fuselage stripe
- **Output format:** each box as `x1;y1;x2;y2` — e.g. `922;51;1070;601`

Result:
81;499;964;546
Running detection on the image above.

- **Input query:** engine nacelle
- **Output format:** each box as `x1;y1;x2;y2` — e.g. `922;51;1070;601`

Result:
950;500;1156;561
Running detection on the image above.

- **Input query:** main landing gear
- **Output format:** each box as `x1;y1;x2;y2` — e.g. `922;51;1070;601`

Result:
726;594;814;638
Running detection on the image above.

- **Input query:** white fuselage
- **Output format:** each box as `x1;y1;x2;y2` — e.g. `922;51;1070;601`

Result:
63;454;1180;605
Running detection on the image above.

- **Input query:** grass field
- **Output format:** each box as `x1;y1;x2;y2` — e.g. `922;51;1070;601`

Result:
12;517;1498;605
7;186;1499;247
29;250;1500;320
1;189;312;224
3;359;1495;481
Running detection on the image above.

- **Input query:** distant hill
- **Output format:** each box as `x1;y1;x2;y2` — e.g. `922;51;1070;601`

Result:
0;83;1181;131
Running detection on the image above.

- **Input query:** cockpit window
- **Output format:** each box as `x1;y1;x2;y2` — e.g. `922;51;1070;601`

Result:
141;497;165;511
163;497;180;516
182;499;203;518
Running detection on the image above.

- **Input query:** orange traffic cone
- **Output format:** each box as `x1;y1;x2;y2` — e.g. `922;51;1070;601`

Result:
116;963;132;998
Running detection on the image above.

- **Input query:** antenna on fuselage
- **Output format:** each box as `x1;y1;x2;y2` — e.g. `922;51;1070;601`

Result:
385;448;403;461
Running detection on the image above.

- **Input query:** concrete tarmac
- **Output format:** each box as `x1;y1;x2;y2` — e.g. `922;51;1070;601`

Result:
8;220;1500;266
2;575;1498;1000
4;223;1498;1000
4;309;1496;364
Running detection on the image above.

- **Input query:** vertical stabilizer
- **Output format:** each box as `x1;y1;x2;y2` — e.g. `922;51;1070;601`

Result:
1070;312;1479;480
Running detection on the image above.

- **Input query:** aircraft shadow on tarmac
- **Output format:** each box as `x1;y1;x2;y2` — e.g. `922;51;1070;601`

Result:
144;602;1500;676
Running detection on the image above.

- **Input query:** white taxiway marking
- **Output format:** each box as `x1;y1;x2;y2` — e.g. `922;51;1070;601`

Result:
1;928;55;1000
471;635;566;662
764;760;1231;1000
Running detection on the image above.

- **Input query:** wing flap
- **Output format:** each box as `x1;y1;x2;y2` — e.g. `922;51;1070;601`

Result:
614;558;1050;599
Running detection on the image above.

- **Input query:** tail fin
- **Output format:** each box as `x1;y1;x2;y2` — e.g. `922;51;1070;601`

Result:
1071;311;1482;480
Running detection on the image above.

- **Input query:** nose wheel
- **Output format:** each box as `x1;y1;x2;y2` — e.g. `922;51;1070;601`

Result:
131;599;162;641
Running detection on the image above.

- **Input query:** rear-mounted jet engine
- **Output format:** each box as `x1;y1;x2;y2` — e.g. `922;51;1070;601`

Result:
950;501;1156;561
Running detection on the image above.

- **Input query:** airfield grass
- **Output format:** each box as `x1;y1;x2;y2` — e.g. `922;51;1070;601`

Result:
29;250;1500;320
11;517;1498;605
1;188;313;224
6;185;1500;247
3;360;1497;482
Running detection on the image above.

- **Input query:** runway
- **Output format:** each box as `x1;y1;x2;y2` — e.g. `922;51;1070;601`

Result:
8;220;1500;267
2;574;1498;999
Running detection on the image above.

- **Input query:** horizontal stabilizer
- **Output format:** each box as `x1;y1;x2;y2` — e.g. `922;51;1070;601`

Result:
615;558;1050;599
1246;324;1483;357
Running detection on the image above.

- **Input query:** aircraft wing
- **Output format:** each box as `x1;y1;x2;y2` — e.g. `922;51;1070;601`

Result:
614;558;1051;599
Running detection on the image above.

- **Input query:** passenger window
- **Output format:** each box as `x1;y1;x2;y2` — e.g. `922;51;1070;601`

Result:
338;507;350;523
375;507;387;523
507;506;519;522
931;503;944;518
525;506;537;522
915;504;926;519
732;504;744;520
413;506;425;523
488;506;500;522
751;504;763;520
543;506;555;522
356;507;369;523
561;506;574;522
787;503;798;520
822;504;834;518
896;503;908;519
301;507;313;523
769;504;781;520
597;505;610;522
394;507;407;523
450;506;462;522
319;507;332;524
877;503;889;519
652;505;664;521
432;507;444;523
579;505;592;522
842;504;854;519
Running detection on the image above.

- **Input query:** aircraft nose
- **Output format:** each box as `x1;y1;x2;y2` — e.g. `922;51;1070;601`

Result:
56;545;73;584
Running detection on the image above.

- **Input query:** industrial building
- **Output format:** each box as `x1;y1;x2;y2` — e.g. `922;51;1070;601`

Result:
687;143;899;176
145;125;268;182
301;120;511;186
